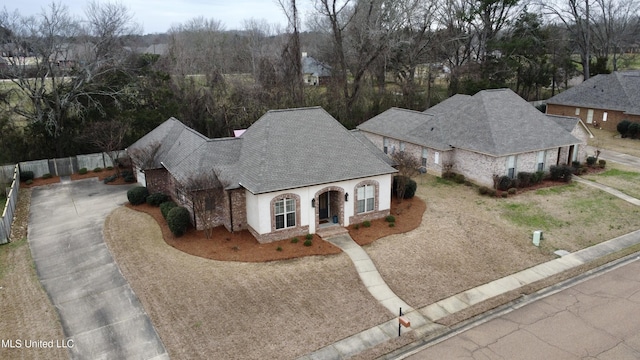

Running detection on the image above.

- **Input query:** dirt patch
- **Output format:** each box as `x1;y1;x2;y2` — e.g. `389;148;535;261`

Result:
0;188;67;360
349;197;426;246
103;207;390;359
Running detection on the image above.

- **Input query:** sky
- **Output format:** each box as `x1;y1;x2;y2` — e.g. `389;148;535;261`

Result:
7;0;314;34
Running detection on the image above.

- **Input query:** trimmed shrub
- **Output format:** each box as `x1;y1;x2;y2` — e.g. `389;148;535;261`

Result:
586;156;597;166
501;192;508;198
516;172;532;188
106;166;114;170
353;223;360;230
598;159;606;168
127;186;149;205
93;167;103;173
571;161;581;168
20;171;34;182
385;215;396;223
25;179;33;185
532;171;545;184
124;174;136;183
453;173;465;184
508;188;517;195
618;119;631;137
363;220;371;228
487;188;497;197
276;246;283;252
497;175;513;191
305;233;313;240
478;186;489;195
549;165;573;182
160;201;177;219
388;222;395;227
78;168;88;175
167;206;191;237
303;239;313;247
291;237;299;243
146;192;169;206
628;122;640;138
42;173;53;179
392;175;417;199
103;175;117;184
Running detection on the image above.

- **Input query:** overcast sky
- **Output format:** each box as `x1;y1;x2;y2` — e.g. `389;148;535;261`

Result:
7;1;314;34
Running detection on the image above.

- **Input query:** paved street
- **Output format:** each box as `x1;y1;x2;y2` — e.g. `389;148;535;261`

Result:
401;255;640;359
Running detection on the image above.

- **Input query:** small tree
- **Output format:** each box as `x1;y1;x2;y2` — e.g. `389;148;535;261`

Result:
79;119;129;177
128;141;161;170
617;120;631;137
185;169;228;239
391;151;421;201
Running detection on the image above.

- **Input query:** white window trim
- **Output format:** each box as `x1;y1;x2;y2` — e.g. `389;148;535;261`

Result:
357;185;375;214
275;198;295;229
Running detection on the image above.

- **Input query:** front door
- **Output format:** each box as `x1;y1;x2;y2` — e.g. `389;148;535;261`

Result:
319;192;329;220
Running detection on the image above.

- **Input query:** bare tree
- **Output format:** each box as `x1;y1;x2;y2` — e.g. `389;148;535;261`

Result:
277;0;305;104
185;169;228;239
0;2;140;157
79;119;129;176
391;150;421;202
591;0;640;71
128;141;161;170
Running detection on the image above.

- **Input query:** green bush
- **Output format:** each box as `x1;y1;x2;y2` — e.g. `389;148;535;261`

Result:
78;168;88;175
497;175;513;191
106;166;114;170
25;179;33;185
276;246;283;251
586;156;597;166
160;201;177;219
42;173;53;179
93;167;103;173
532;171;545;184
127;186;149;205
628;122;640;138
618;120;631;137
479;186;489;195
291;237;299;243
103;175;117;184
550;165;573;182
507;188;517;195
353;223;360;230
20;171;34;182
303;239;313;247
453;173;465;184
167;206;191;237
501;192;508;198
388;222;395;227
488;188;497;197
305;233;313;240
571;161;581;168
124;175;136;183
385;215;396;223
598;159;606;168
392;175;417;199
516;172;532;188
146;192;169;206
363;220;371;228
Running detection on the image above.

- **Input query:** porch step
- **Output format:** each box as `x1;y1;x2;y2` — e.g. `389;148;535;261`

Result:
316;226;349;240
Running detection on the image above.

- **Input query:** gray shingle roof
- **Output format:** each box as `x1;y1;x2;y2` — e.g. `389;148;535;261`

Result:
358;89;582;157
424;94;471;115
546;71;640;115
128;108;396;195
237;107;396;194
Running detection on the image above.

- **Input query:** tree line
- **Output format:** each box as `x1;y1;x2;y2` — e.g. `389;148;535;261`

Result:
1;0;639;164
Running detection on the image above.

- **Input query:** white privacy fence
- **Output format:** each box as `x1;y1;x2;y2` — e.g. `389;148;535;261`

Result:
1;165;19;244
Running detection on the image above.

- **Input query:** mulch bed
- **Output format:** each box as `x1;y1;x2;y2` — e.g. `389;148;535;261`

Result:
19;169;134;188
127;196;427;262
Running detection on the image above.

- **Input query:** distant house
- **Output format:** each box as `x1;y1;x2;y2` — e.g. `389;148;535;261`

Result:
302;52;331;86
128;107;396;243
546;71;640;132
357;89;591;187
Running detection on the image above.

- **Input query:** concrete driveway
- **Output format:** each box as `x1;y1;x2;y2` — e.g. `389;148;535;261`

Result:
28;179;168;360
588;146;640;169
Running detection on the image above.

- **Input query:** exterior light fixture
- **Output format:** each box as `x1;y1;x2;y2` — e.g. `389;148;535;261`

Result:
311;198;315;208
345;193;349;202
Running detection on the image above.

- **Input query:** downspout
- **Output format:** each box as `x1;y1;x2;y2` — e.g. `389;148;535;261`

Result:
228;190;234;233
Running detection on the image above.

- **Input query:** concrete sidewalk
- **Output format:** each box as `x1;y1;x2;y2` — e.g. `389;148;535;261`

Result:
29;179;168;360
300;178;640;360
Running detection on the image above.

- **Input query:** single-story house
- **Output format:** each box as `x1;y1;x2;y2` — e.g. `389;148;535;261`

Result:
357;88;592;187
302;52;331;86
545;71;640;132
128;107;397;243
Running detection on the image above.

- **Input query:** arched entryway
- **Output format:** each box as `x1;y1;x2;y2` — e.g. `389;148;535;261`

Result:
314;187;345;230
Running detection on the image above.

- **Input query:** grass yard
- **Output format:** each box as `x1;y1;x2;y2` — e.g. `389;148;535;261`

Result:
582;162;640;200
366;174;640;309
590;128;640;158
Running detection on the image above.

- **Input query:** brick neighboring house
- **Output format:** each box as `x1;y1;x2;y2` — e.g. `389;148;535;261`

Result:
545;71;640;132
127;107;397;243
357;88;592;187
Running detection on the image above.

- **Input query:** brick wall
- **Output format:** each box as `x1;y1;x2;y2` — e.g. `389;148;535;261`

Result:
349;179;389;225
547;104;640;132
144;168;173;194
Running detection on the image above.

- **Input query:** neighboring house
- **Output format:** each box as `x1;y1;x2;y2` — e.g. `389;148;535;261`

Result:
357;88;591;187
128;107;396;243
545;71;640;132
302;52;331;86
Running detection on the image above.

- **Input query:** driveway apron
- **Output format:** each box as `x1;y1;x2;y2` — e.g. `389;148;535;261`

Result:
28;179;168;360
